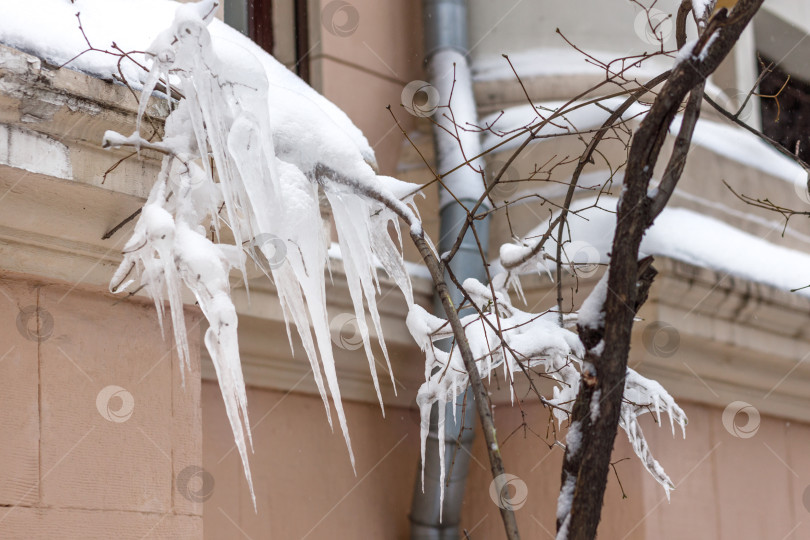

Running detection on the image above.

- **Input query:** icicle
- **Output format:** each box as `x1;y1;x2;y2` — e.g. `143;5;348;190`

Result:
326;189;387;413
437;394;446;521
135;59;163;147
417;384;432;491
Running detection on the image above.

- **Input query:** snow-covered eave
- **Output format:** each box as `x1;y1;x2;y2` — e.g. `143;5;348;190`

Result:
472;47;673;84
509;256;810;424
481;98;806;190
472;47;679;113
0;0;378;170
0;43;432;408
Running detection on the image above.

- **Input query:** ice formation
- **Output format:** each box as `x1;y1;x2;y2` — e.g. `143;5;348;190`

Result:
94;0;687;516
104;0;416;507
407;264;687;514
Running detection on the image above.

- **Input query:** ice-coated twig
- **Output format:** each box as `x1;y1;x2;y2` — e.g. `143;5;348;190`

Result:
408;275;687;516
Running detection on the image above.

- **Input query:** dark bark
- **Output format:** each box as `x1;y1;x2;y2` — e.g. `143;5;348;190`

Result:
557;2;765;539
557;258;657;534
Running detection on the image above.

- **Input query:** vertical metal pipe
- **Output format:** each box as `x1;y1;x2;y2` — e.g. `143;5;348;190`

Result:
410;1;490;538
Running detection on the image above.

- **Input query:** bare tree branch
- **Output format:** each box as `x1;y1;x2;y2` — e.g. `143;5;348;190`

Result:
557;2;764;538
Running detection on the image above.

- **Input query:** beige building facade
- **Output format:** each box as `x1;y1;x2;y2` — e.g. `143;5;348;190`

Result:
1;0;810;539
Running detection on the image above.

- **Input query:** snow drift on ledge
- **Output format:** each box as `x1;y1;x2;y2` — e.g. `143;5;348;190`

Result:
0;0;376;168
502;195;810;298
481;97;807;188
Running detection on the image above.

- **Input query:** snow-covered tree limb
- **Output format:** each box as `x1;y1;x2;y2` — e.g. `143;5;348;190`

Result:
555;2;764;538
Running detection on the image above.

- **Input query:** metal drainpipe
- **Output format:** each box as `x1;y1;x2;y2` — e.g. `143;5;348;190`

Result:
410;1;489;538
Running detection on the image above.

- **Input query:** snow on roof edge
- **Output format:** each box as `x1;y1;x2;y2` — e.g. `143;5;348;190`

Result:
472;47;672;83
481;97;806;188
0;0;377;169
511;195;810;298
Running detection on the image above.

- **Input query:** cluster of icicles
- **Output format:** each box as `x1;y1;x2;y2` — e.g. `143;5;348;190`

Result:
408;269;687;516
104;0;686;512
105;1;417;508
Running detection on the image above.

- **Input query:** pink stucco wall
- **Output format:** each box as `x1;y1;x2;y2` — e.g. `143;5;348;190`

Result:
203;384;810;539
202;381;419;539
0;273;203;539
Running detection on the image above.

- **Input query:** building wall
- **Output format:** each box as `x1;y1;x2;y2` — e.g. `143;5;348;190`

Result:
0;272;203;539
760;0;810;35
468;0;669;60
2;262;803;540
455;397;810;539
200;259;810;538
202;383;810;539
311;0;426;177
202;381;420;539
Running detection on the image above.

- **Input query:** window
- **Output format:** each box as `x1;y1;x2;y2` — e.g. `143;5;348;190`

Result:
223;0;311;82
754;9;810;163
758;58;810;164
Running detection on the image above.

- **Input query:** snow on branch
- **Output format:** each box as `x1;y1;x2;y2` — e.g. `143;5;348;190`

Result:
407;271;687;514
103;0;418;507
